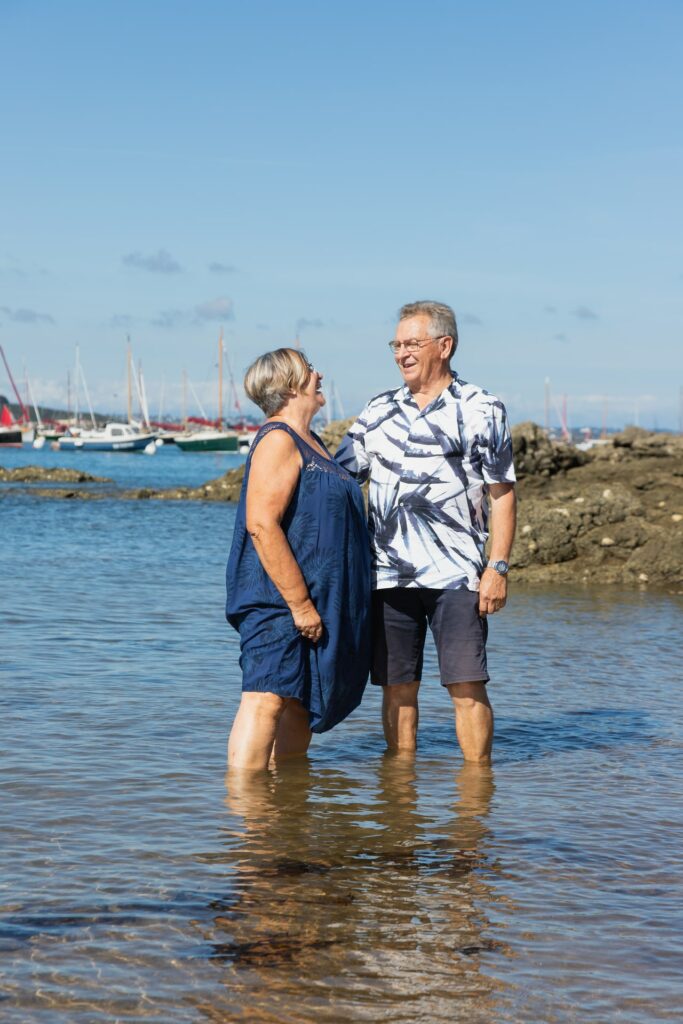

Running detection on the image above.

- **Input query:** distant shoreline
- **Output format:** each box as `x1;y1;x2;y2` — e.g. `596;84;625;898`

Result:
2;421;682;591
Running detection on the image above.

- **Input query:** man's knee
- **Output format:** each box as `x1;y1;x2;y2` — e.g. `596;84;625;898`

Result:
383;681;420;708
447;681;491;708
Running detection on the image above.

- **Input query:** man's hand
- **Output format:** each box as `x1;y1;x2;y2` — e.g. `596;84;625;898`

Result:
479;568;508;616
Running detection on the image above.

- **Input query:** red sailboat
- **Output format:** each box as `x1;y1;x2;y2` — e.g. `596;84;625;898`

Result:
0;345;30;446
0;400;23;446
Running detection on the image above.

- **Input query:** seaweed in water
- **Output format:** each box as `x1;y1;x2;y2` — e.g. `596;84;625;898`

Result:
208;934;339;966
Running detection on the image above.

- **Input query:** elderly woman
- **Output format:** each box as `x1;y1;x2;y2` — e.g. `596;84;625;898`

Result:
225;348;371;770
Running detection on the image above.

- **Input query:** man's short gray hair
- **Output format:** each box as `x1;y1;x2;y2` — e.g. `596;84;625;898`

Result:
398;300;459;358
244;347;311;417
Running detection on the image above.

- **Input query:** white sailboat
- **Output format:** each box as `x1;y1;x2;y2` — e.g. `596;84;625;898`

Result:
58;346;157;453
174;331;239;452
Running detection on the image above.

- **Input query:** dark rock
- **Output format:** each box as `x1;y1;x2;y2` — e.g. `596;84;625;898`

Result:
511;422;587;479
0;466;109;483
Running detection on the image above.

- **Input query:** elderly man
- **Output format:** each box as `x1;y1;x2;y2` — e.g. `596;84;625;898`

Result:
336;300;516;762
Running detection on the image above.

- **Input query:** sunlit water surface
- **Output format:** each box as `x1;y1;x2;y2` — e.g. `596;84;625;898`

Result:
1;442;246;491
1;488;682;1023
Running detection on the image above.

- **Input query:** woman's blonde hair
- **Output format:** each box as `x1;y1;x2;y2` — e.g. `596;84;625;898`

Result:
244;348;312;417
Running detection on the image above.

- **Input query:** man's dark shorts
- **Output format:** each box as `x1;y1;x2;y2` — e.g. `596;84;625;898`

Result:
371;588;489;687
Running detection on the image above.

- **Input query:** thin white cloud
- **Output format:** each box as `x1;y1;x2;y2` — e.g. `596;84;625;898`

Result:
572;305;599;321
295;317;325;332
151;308;187;329
151;297;235;329
108;313;137;329
195;297;234;322
0;305;54;324
460;313;482;326
208;261;237;274
122;249;183;274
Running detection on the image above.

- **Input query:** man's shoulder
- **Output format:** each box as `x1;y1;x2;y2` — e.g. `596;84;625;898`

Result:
355;386;404;424
452;376;506;416
364;385;403;411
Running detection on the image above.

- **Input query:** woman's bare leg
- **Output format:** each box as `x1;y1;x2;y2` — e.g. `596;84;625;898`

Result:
271;699;312;762
227;691;287;770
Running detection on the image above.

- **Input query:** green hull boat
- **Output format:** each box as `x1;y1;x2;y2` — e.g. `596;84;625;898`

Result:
174;429;239;452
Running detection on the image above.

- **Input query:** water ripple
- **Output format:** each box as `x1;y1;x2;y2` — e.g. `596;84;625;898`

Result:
1;497;682;1022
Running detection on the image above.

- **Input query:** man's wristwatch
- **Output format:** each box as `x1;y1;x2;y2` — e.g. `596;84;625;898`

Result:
486;559;509;576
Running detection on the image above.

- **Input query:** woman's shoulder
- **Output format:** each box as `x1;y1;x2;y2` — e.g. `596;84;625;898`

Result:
252;422;300;451
248;422;301;470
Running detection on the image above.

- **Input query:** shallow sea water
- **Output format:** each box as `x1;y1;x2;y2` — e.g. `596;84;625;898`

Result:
1;485;682;1023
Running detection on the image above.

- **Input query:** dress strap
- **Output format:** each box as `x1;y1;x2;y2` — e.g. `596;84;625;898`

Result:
247;422;310;463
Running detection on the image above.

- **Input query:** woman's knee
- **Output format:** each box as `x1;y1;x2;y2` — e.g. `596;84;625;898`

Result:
241;691;287;720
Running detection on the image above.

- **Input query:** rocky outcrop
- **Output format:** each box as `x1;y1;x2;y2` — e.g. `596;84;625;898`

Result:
0;466;109;483
319;417;356;453
511;430;683;588
126;465;246;503
510;421;587;479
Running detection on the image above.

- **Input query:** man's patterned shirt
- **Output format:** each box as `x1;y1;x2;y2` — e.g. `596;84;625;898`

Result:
335;374;516;593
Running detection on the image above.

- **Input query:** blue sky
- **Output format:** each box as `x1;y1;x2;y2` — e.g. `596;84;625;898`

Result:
1;0;681;428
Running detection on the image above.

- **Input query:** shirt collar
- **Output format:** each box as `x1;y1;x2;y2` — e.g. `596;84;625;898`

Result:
397;372;460;407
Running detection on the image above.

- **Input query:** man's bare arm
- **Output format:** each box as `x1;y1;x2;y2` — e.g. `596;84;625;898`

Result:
479;482;516;616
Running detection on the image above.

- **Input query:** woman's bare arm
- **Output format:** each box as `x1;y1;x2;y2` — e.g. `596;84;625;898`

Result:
245;430;322;639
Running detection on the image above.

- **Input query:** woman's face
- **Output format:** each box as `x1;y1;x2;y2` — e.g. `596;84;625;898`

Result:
300;361;325;411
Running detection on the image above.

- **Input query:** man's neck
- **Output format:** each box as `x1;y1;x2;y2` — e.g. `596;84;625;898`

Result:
408;372;454;411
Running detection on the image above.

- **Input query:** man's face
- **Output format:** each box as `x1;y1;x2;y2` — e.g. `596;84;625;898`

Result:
392;314;451;389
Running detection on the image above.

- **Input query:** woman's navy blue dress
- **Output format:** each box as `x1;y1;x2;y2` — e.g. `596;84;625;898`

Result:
225;423;371;733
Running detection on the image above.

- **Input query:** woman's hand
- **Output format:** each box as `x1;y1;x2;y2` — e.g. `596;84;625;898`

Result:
291;599;323;643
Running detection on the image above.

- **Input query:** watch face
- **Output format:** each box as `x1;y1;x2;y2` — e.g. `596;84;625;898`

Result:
492;560;509;574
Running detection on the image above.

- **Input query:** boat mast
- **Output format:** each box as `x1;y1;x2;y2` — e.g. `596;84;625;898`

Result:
0;344;30;423
78;355;97;428
137;359;151;428
218;328;223;430
74;345;81;427
127;336;133;424
158;375;165;425
182;369;187;429
224;344;241;420
26;374;44;429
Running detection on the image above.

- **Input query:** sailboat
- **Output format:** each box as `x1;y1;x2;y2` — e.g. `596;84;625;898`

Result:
0;401;23;446
174;331;239;452
0;346;30;445
58;346;157;453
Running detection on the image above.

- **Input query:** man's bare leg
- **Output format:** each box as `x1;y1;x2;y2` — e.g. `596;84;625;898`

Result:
382;681;420;752
271;699;312;762
446;681;493;763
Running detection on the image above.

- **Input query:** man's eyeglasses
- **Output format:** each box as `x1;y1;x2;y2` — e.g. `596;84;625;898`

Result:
387;336;448;354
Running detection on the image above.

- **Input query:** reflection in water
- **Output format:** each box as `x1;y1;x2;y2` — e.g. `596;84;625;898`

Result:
4;524;682;1024
204;759;506;1022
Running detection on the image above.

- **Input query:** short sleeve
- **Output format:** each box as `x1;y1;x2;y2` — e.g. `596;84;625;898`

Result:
479;400;516;484
335;411;372;483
